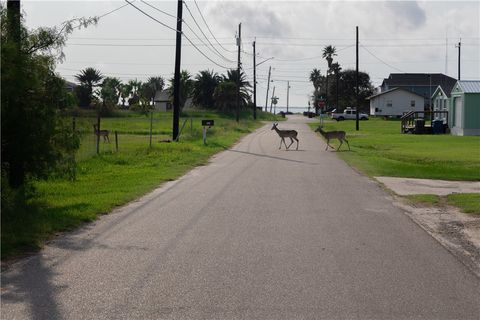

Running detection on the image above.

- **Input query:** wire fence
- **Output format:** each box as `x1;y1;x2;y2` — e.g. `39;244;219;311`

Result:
66;112;196;161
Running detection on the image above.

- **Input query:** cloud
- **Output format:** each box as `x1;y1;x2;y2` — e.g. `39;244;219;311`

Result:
384;1;426;30
206;2;291;38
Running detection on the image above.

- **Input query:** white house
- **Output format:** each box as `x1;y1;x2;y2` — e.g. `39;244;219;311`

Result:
368;87;425;116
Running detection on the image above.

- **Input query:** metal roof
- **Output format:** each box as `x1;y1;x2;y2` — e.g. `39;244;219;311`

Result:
367;87;425;100
457;80;480;93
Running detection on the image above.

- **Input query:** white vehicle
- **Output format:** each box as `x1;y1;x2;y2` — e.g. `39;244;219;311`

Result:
331;108;369;121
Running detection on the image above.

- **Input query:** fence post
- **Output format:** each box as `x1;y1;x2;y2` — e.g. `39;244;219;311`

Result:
149;111;153;148
96;112;100;155
115;131;118;152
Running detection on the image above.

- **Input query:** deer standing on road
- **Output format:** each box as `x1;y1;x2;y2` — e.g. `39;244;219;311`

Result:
315;126;350;151
93;124;110;143
271;123;299;150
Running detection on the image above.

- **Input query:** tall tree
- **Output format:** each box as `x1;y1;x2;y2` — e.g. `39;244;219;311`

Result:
330;69;374;111
322;45;337;69
169;70;194;111
1;2;97;188
75;67;103;107
330;62;342;109
100;77;122;107
192;70;221;109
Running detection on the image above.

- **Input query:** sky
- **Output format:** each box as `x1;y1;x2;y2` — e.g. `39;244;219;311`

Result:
21;0;480;110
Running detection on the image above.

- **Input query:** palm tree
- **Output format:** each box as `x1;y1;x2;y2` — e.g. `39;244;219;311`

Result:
224;69;251;93
309;68;323;93
141;76;164;105
100;77;122;106
330;62;342;109
322;45;337;69
74;67;103;106
169;70;194;111
127;79;142;106
322;45;337;109
119;83;132;108
193;70;221;109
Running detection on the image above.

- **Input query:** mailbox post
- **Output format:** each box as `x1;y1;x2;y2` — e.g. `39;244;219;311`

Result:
202;120;214;145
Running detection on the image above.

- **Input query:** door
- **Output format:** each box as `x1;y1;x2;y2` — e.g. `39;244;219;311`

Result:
455;97;462;128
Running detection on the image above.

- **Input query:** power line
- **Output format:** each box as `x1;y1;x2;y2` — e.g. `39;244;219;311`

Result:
140;0;177;18
182;1;235;62
98;1;133;19
360;45;406;73
124;0;178;33
192;0;237;54
126;0;232;69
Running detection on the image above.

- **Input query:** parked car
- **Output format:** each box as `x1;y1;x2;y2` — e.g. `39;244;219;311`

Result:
331;108;369;121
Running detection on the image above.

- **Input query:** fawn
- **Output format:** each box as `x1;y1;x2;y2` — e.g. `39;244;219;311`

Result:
315;126;350;151
271;123;299;150
93;124;110;143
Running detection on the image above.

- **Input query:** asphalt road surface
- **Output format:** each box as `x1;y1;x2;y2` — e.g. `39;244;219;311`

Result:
2;115;479;319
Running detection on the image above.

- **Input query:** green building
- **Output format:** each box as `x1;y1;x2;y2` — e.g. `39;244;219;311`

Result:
448;80;480;136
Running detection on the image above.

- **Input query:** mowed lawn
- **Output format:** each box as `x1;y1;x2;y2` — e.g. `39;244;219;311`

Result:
1;111;279;258
309;117;480;214
310;117;480;181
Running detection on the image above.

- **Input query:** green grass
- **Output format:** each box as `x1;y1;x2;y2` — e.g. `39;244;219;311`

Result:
1;110;280;259
310;118;480;215
309;118;480;181
405;193;480;215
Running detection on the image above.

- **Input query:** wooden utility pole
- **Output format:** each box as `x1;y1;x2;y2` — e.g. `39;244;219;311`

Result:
236;23;241;123
456;40;461;80
286;81;290;113
253;40;257;120
172;0;183;141
270;86;276;113
265;66;271;112
355;26;360;131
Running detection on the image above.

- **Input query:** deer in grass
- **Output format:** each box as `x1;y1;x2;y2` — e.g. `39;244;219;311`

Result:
315;126;350;151
271;123;299;150
93;124;110;143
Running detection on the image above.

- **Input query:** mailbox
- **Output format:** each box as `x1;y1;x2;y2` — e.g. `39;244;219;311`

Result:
202;120;214;126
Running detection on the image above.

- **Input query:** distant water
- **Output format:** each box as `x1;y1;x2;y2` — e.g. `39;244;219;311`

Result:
260;106;310;114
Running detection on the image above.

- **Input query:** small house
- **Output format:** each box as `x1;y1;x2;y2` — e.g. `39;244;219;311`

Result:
381;73;457;110
448;80;480;136
154;90;172;112
368;87;425;116
431;85;453;124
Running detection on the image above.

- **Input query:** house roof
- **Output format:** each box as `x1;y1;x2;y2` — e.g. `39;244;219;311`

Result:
382;73;456;86
367;87;425;100
431;85;447;99
154;90;170;102
456;80;480;93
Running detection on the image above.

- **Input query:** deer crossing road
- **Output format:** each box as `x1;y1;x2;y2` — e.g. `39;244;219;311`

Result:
1;115;478;319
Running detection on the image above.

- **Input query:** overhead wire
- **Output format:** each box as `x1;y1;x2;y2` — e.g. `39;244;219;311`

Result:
192;0;237;54
125;0;233;69
360;44;406;73
182;1;235;62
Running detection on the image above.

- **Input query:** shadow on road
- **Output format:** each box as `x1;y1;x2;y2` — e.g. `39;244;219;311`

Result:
228;149;318;165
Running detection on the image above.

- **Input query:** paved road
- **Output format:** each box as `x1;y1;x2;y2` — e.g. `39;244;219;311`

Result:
2;116;479;319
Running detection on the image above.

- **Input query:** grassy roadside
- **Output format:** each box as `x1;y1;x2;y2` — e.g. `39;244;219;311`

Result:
405;194;480;214
1;111;280;259
309;118;480;214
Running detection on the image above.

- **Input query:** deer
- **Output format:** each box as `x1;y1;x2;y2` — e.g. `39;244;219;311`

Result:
315;126;350;151
271;123;299;150
93;124;110;143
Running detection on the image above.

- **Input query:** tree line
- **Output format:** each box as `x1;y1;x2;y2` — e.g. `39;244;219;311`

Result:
72;67;253;114
309;45;374;112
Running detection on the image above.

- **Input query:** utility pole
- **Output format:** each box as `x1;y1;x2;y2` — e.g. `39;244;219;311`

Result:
286;81;290;113
270;86;276;113
265;66;271;112
236;23;241;123
253;40;257;120
172;0;183;141
355;26;360;131
456;40;461;80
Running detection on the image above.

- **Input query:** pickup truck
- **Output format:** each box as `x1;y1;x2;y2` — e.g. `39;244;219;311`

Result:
331;108;369;121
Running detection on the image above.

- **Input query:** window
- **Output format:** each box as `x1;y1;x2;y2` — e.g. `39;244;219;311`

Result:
411;100;415;107
386;100;393;107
